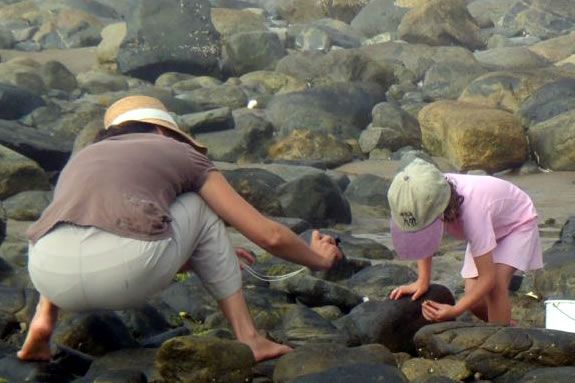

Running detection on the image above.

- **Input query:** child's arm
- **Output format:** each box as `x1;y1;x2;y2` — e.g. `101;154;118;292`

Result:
423;251;496;321
390;257;432;300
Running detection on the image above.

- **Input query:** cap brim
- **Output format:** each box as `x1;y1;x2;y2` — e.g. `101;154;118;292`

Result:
390;217;444;260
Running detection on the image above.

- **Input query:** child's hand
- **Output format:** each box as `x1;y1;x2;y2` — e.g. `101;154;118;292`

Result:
310;230;342;269
422;300;457;322
389;280;429;301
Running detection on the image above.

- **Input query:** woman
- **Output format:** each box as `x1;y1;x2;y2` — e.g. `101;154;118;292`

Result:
18;95;342;362
388;159;542;325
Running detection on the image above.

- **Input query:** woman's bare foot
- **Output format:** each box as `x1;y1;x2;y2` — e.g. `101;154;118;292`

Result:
17;298;58;362
238;333;293;362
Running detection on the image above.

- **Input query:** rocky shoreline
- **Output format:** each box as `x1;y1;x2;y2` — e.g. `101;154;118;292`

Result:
0;0;574;382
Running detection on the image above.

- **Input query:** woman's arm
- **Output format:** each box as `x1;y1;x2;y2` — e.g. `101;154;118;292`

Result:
198;171;341;270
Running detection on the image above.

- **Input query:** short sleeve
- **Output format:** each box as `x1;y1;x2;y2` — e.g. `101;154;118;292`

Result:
183;146;216;192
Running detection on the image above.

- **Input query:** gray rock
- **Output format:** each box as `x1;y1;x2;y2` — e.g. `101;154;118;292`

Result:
467;0;517;29
177;84;249;111
474;47;551;71
344;173;391;211
518;366;575;382
180;107;233;134
40;60;77;92
422;61;487;101
115;304;173;342
414;322;575;382
277;173;352;227
3;190;52;221
294;18;363;51
82;348;160;382
529;109;575;171
350;0;408;39
291;363;408;383
0;145;50;199
0;83;45;120
274;344;398;383
156;276;217;322
77;70;130;94
116;0;221;81
222;31;286;76
337;284;455;353
346;263;418;301
518;78;575;125
275;305;348;346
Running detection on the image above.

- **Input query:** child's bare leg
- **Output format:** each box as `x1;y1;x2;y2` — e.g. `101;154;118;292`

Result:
17;296;59;361
464;278;488;321
485;264;516;325
218;289;292;362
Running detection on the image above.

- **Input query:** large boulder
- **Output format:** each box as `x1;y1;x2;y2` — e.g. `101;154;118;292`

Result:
116;0;221;81
210;7;266;38
419;100;529;173
474;47;550;71
221;31;286;76
0;83;45;120
350;0;408;39
0;145;50;200
529;109;575;171
518;78;575;126
422;61;487;101
528;31;575;63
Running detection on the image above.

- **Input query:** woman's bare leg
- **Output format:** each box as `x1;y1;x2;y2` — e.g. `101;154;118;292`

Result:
218;289;292;362
17;296;59;361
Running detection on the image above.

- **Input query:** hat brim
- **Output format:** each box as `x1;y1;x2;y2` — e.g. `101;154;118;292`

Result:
390;217;444;260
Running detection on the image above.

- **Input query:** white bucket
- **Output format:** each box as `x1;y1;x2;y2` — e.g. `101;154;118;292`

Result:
544;300;575;333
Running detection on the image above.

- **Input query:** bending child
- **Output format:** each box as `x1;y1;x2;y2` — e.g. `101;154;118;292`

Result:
388;159;542;325
18;95;342;363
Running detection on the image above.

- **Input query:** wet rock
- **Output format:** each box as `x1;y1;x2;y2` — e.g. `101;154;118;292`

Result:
517;366;575;382
0;355;74;383
82;348;159;382
180;107;233;134
344;173;391;211
419;100;528;173
72;119;103;155
90;369;147;383
274;343;397;383
172;76;223;94
0;58;46;95
41;60;77;92
398;0;484;51
77;70;130;94
277;173;352;227
294;18;363;51
156;276;217;323
292;363;408;382
156;336;254;383
39;100;104;143
115;304;173;342
518;78;575;125
116;0;220;81
271;274;363;312
274;305;348;346
239;70;307;95
52;311;139;357
422;61;487;101
210;7;266;38
272;0;327;24
401;357;471;382
337;284;455;353
177;83;249;111
474;47;550;71
414;322;575;382
0;83;45;120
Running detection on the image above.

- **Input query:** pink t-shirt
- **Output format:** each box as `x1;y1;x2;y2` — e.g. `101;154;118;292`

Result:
443;173;538;258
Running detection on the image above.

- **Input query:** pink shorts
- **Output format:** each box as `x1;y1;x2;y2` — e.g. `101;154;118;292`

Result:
461;219;543;279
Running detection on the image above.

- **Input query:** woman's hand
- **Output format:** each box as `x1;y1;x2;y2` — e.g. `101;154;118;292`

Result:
235;247;255;269
389;279;429;301
309;230;342;270
422;300;457;322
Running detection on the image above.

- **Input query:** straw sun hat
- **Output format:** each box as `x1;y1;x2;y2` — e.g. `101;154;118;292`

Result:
104;95;207;154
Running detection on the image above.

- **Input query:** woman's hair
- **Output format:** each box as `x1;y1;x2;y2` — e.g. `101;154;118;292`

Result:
442;180;464;223
93;121;158;142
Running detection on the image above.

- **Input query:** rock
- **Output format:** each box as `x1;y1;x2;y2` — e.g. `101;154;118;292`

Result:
221;168;285;216
266;82;385;139
0;58;46;95
40;60;77;92
528;109;575;171
240;70;307;95
53;311;139;357
115;304;173;342
272;0;327;24
419;100;528;173
414;322;575;382
422;61;487;101
292;363;409;382
350;0;408;39
498;0;575;40
346;263;418;301
401;358;472;382
96;22;127;68
156;336;254;383
0;355;75;383
172;76;223;94
474;47;550;71
0;83;45;120
518;366;575;382
116;0;220;81
221;31;286;76
398;0;484;50
3;190;52;221
267;130;354;169
210;7;266;37
274;305;348;346
458;70;561;113
518;78;575;125
337;284;455;353
180;107;233;134
273;343;397;383
39;99;105;143
322;0;368;24
277;173;352;227
0;145;50;199
89;369;148;383
0;119;70;171
467;0;517;28
487;34;541;49
72;119;103;155
176;83;249;110
271;274;363;312
82;348;160;382
33;8;103;49
528;31;575;63
294;18;363;51
344;173;391;210
156;276;217;322
76;70;130;94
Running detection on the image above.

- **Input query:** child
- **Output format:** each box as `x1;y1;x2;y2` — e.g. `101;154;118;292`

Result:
388;159;542;325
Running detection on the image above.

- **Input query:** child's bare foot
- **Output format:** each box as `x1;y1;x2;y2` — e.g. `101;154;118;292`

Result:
17;298;58;362
239;333;293;362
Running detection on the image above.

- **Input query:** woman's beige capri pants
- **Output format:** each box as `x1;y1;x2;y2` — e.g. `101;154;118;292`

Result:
28;193;242;311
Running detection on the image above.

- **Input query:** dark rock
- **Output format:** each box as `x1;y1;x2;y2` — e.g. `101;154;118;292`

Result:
422;61;487;101
82;348;159;382
518;366;575;382
156;276;217;322
222;31;286;76
41;61;77;92
0;83;45;120
115;304;173;341
275;305;348;346
350;0;408;39
344;173;391;210
277;173;351;227
337;284;455;353
346;263;418;301
289;363;408;383
518;78;575;125
3;191;52;221
92;369;147;383
0;355;74;383
180;107;233;134
116;0;221;81
222;168;285;216
176;84;249;111
140;326;189;348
